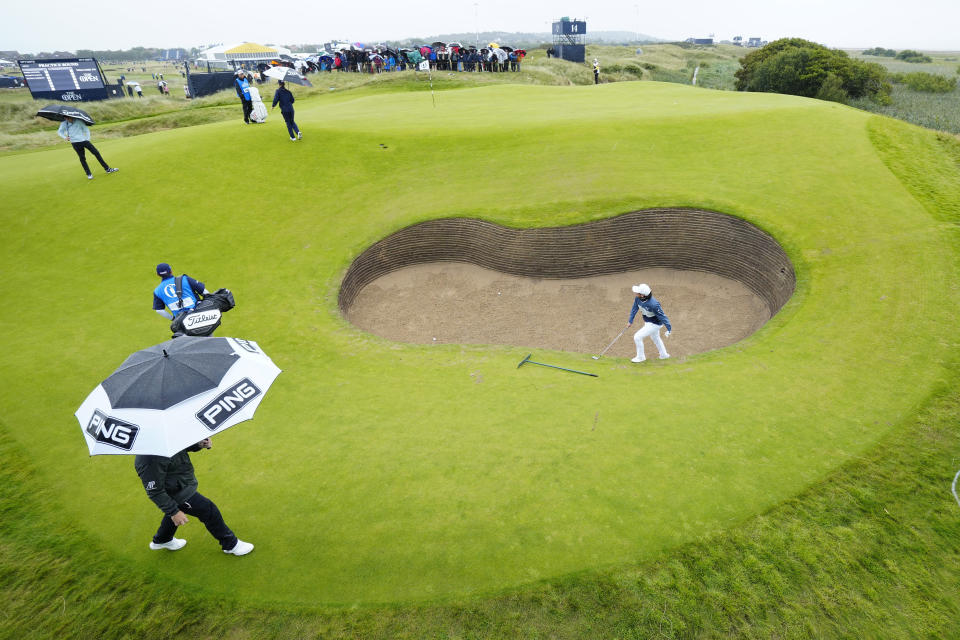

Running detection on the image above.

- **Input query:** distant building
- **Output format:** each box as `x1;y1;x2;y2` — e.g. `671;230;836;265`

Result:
732;36;743;46
686;37;714;45
747;37;765;47
196;42;292;69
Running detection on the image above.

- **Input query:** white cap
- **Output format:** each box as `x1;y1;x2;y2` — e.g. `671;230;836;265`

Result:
632;284;651;296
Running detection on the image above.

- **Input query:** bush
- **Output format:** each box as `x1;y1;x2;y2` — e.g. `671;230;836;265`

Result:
862;47;896;57
896;50;933;63
736;38;890;103
816;72;849;103
897;72;957;93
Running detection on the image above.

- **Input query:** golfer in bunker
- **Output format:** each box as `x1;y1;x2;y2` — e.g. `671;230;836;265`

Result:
626;283;671;362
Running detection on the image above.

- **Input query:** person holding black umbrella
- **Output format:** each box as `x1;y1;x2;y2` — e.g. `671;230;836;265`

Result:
58;115;118;180
271;80;301;141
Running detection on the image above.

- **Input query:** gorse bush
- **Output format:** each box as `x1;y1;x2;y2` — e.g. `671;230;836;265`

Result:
891;72;958;93
862;47;897;57
735;38;891;104
896;50;933;63
816;72;848;103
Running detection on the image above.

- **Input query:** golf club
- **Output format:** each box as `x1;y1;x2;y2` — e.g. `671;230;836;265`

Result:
517;354;598;377
592;327;627;360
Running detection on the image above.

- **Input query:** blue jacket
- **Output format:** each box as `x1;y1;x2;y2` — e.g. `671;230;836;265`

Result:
271;87;295;112
153;274;206;316
629;295;671;331
235;77;251;100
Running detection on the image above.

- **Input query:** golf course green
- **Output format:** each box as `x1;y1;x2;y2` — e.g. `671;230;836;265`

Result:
0;80;957;608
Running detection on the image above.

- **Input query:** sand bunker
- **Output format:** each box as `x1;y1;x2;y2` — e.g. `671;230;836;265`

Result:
340;210;794;359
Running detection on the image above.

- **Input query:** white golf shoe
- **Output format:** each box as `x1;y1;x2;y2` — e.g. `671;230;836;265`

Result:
631;356;645;363
149;537;187;551
659;353;671;359
224;540;254;556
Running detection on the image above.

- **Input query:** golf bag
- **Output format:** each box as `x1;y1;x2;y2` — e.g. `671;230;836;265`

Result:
170;288;236;338
248;86;268;123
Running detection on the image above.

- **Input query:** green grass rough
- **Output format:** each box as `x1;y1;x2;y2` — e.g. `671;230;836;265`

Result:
1;78;959;636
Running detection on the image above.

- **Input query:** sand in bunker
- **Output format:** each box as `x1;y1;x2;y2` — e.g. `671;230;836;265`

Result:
346;263;771;359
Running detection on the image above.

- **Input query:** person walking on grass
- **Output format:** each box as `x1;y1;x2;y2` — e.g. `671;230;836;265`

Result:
626;283;671;362
136;437;254;556
58;116;118;180
271;80;301;141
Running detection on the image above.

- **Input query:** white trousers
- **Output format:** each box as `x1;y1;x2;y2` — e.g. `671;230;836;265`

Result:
634;323;668;359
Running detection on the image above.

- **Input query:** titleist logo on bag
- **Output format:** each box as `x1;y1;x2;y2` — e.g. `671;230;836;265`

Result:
183;309;221;329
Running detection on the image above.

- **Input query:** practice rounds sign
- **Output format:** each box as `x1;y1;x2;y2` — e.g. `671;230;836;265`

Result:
18;58;108;102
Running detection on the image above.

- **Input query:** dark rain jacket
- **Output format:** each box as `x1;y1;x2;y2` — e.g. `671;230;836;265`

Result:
135;444;203;516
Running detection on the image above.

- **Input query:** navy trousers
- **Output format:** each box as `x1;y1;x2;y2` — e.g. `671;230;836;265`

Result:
153;491;238;551
282;110;300;138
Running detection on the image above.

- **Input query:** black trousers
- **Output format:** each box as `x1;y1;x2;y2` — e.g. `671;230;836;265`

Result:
240;98;253;123
153;491;238;550
71;140;109;175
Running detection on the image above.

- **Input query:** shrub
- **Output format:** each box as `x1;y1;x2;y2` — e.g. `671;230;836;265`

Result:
898;72;957;93
736;38;890;103
816;73;849;103
895;50;933;63
862;47;896;57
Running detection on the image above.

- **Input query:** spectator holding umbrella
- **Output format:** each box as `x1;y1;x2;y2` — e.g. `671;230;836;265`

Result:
47;108;119;181
271;80;301;141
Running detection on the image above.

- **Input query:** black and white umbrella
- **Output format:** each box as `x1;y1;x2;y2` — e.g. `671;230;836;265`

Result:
36;104;95;125
263;66;313;86
75;336;281;456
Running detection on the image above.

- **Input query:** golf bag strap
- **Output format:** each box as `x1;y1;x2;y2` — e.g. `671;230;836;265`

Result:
174;274;185;312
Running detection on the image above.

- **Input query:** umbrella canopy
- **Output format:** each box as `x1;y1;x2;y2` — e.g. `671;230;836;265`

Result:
431;41;446;48
500;46;514;52
263;66;313;87
75;336;282;456
36;104;94;125
125;81;141;86
488;42;500;48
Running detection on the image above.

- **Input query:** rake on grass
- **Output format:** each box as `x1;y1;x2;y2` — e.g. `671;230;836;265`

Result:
517;354;598;377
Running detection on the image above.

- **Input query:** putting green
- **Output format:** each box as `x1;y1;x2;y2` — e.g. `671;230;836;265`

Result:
0;82;956;606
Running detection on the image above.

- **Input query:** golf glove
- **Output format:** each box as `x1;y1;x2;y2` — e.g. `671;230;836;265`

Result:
665;330;671;338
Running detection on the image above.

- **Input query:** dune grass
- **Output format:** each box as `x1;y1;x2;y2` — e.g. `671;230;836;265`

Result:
1;78;959;635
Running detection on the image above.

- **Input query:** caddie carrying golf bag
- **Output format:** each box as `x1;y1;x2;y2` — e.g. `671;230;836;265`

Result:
170;282;236;338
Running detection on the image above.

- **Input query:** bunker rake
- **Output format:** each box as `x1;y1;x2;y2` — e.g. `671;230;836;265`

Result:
517;354;598;377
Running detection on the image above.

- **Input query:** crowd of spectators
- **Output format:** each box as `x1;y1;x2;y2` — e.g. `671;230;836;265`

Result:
238;43;527;77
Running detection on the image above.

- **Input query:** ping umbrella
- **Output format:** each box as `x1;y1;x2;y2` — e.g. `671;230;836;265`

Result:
36;104;95;125
263;66;313;87
75;336;282;457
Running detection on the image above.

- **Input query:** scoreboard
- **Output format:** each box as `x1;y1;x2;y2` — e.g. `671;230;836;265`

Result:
18;58;108;101
552;20;587;36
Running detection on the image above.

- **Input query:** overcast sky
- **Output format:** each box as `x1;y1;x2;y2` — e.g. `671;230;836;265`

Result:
3;0;958;53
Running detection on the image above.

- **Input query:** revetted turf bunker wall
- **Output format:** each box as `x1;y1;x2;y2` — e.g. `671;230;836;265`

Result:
340;209;795;319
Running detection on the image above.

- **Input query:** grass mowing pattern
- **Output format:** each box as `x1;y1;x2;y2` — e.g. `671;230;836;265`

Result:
3;388;959;638
0;82;958;609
